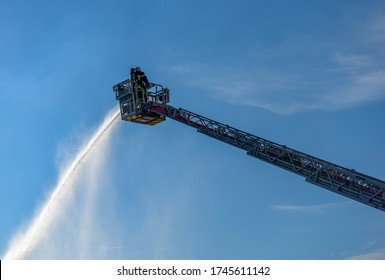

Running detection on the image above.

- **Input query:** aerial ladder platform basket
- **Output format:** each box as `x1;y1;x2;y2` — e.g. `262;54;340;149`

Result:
113;79;170;126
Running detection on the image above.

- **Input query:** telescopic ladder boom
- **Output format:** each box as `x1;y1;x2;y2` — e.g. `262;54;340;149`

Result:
114;79;385;212
150;105;385;212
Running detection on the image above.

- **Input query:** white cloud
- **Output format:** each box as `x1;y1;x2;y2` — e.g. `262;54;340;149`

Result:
320;71;385;110
349;248;385;260
170;50;385;114
365;12;385;42
334;53;374;69
168;14;385;115
271;202;346;214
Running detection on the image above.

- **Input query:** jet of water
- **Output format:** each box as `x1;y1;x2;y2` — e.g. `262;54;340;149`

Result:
3;108;120;259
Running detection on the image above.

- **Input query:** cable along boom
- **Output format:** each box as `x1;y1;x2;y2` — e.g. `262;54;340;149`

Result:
113;79;385;212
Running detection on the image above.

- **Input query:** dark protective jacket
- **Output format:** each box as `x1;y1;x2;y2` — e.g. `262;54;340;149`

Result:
134;70;150;89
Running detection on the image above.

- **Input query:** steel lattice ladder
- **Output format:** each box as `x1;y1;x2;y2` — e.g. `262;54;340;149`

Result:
149;104;385;212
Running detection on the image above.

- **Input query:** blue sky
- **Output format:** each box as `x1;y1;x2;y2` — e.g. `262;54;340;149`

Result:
1;0;385;259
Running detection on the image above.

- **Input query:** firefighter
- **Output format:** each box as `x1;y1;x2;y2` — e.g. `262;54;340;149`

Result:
134;67;150;102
